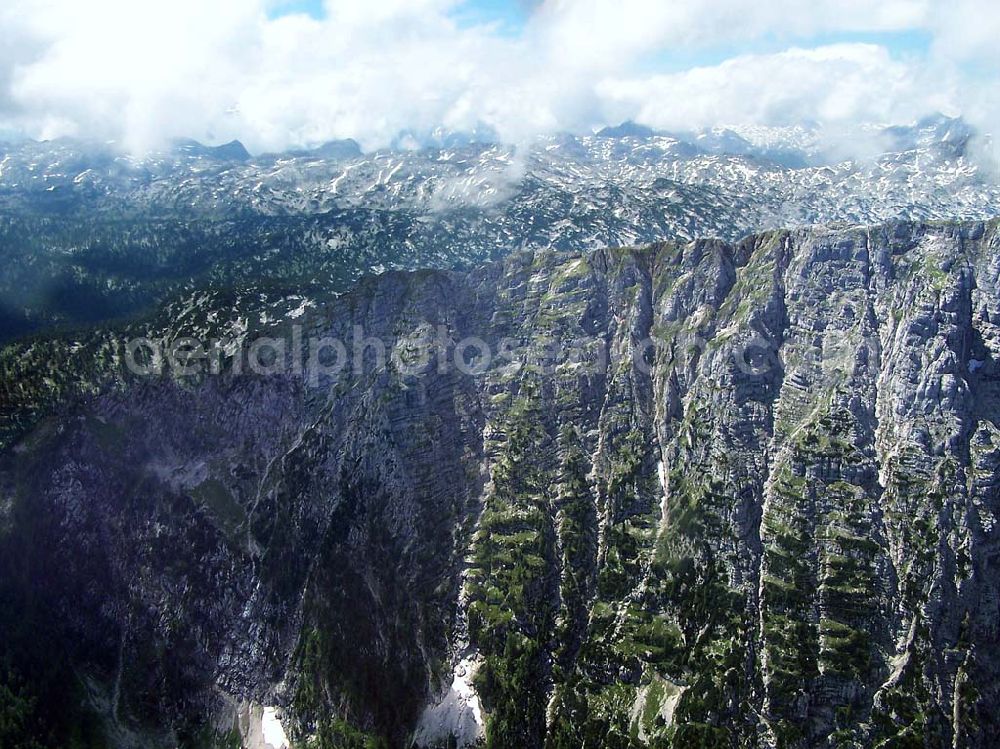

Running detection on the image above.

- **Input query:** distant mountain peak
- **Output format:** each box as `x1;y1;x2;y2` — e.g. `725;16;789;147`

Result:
309;138;363;160
596;121;657;139
173;138;251;161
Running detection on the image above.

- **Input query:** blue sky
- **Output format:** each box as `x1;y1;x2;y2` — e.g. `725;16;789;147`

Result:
267;0;325;19
269;0;533;33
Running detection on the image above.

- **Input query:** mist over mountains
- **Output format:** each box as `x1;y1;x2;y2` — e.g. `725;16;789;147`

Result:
1;115;996;344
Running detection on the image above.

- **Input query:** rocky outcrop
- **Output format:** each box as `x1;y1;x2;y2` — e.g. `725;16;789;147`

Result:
2;219;1000;748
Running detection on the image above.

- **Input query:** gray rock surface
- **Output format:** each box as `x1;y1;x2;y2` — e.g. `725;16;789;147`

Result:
3;218;1000;748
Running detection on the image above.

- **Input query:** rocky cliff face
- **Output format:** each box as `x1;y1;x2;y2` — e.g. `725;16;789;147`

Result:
3;219;1000;748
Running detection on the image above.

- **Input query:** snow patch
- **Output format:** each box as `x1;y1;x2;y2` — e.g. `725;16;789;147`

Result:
261;707;290;749
238;703;290;749
657;459;669;524
286;297;314;319
412;656;485;748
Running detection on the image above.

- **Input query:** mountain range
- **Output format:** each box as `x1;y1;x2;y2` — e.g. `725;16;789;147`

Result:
0;115;995;342
1;119;1000;749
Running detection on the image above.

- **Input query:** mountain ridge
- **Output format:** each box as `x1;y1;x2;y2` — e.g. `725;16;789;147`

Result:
2;218;1000;747
1;115;997;346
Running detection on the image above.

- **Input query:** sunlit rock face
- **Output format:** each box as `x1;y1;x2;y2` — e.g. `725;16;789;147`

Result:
3;219;1000;747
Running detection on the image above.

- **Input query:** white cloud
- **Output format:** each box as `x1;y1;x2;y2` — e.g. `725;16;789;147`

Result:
926;0;1000;170
528;0;930;63
597;44;949;132
0;0;994;153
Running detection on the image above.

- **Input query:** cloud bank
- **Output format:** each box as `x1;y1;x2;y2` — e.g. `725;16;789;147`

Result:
0;0;995;154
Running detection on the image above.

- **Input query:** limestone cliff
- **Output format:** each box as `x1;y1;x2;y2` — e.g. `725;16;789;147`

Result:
2;219;1000;748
